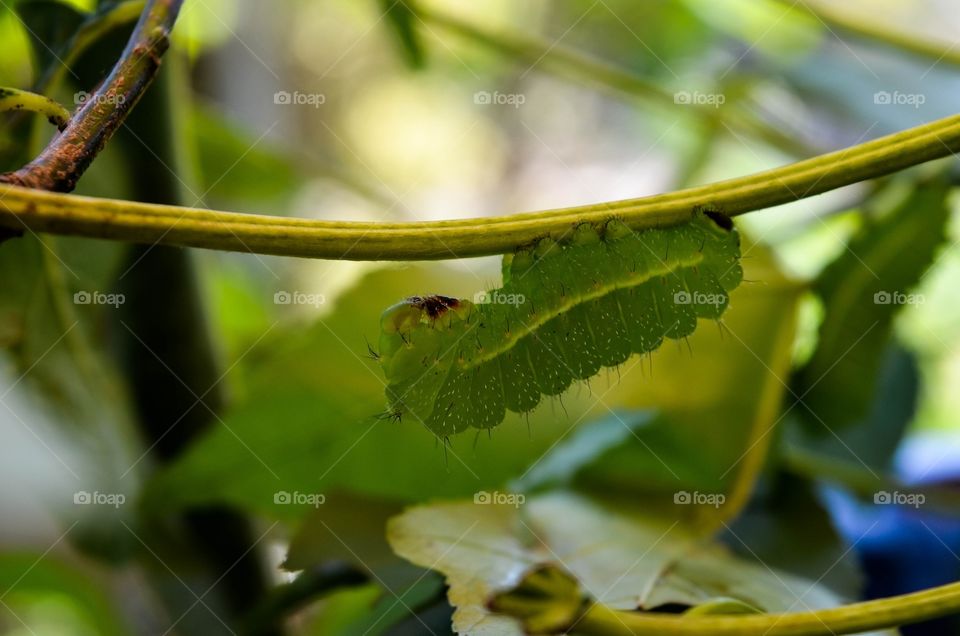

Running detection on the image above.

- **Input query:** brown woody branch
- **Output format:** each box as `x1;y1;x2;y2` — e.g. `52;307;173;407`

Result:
0;0;183;193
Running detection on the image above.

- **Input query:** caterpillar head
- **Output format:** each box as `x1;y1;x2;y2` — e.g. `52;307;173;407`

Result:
381;295;470;333
693;203;734;232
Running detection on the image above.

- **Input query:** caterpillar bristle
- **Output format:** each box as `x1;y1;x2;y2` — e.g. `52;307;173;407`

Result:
365;337;381;361
715;319;732;340
377;409;402;423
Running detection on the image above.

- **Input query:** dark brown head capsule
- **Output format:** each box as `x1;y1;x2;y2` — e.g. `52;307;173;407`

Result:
409;295;461;319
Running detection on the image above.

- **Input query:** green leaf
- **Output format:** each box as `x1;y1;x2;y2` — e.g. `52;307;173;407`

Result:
386;492;870;635
0;234;42;347
511;410;656;493
779;344;960;515
787;344;919;472
189;101;391;209
644;545;840;612
380;214;742;435
683;597;762;616
795;176;951;428
14;1;87;79
0;552;126;635
0;234;127;422
303;577;446;636
283;493;417;590
190;103;303;206
281;496;460;634
569;240;801;501
0;228;21;246
387;492;684;634
302;584;383;636
679;0;821;59
724;473;864;599
0;234;137;562
379;0;425;68
142;264;613;514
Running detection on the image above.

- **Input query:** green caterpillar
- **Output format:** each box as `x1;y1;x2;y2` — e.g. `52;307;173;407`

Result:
378;212;742;436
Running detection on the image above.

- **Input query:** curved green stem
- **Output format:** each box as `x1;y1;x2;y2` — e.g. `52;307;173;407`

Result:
782;443;960;512
576;581;960;635
414;3;810;156
792;0;960;68
0;87;70;130
1;112;958;260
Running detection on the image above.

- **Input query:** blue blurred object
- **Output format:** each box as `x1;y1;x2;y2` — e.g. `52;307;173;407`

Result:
822;431;960;636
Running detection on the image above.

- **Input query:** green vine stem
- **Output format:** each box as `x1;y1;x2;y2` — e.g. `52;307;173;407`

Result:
1;112;958;260
0;87;70;130
791;1;960;68
782;443;960;512
0;0;182;191
413;3;810;156
573;581;960;635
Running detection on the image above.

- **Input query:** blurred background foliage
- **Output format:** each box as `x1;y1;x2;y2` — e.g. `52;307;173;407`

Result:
2;0;960;634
